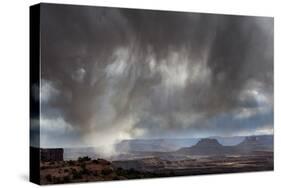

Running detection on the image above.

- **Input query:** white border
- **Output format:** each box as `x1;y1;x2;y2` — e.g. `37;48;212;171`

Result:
0;0;279;187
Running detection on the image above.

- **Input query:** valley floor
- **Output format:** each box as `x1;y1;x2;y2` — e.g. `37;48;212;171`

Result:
40;151;273;185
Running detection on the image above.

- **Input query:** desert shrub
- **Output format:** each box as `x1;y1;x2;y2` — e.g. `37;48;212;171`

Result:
91;170;98;176
78;157;83;162
78;156;91;162
71;168;77;174
53;177;62;184
116;167;125;176
92;159;99;164
82;169;90;175
129;168;138;175
80;163;86;169
72;171;82;179
112;175;120;180
64;168;69;173
45;174;52;182
97;158;110;165
63;175;70;183
122;168;142;179
72;169;82;179
80;163;91;175
117;167;123;171
67;160;75;166
101;168;113;176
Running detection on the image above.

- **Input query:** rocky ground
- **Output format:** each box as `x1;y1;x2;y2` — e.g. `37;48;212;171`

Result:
40;151;273;185
40;157;158;184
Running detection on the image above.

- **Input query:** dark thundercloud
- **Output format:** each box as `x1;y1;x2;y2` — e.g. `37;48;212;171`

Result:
38;4;273;155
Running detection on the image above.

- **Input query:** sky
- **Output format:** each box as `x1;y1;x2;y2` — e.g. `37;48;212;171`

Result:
32;4;273;154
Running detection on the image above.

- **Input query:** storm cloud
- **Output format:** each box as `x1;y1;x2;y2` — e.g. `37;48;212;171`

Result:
39;4;273;155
